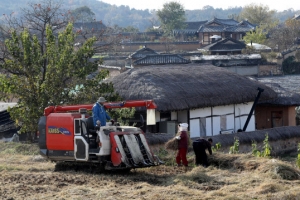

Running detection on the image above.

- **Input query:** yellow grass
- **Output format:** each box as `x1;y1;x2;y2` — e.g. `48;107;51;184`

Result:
0;142;299;200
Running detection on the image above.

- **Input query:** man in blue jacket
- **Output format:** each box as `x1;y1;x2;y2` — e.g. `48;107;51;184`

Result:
92;97;111;127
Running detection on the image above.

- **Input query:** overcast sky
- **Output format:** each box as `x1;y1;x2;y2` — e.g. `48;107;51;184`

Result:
99;0;300;12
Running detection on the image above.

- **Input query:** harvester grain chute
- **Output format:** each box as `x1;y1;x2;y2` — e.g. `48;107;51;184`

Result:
38;100;163;171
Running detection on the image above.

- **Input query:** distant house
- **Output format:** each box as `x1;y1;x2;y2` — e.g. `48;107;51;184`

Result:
128;46;159;61
277;47;300;66
191;54;261;76
73;21;107;32
73;21;107;45
198;18;256;45
198;37;246;55
255;75;300;129
247;43;272;52
127;46;190;67
173;21;207;41
127;46;159;67
132;54;190;66
106;64;276;138
292;14;300;20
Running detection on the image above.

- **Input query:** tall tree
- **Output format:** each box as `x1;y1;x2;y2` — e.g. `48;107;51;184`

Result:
243;25;270;44
239;3;277;25
156;1;186;36
71;6;96;23
0;0;120;56
285;18;300;41
268;26;294;51
0;0;71;63
0;23;115;137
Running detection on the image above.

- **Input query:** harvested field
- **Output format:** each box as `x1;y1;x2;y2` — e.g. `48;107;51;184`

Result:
0;141;300;200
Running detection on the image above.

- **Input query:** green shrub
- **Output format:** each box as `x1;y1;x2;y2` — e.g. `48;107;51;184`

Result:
261;133;271;157
229;137;239;154
251;141;261;157
212;142;221;152
251;134;271;158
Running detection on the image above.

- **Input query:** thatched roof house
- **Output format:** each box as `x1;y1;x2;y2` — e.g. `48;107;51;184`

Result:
254;75;300;129
107;64;276;112
255;75;300;106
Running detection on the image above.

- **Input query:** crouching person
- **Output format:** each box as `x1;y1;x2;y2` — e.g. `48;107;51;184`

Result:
175;123;189;168
193;138;213;167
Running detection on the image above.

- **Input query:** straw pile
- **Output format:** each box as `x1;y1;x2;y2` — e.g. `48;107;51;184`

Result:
165;137;178;150
164;131;193;150
257;159;300;180
145;133;173;145
208;152;241;168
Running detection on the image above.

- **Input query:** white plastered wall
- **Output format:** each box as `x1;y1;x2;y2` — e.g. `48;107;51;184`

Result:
189;102;255;138
234;102;255;132
171;112;177;120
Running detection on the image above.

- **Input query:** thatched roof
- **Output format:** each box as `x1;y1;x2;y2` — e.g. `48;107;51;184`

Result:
255;75;300;106
106;64;277;112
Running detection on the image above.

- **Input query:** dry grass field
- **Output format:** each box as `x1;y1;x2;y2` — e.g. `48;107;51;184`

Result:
0;141;300;200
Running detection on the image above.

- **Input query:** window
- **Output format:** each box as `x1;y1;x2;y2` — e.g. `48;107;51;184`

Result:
74;119;81;135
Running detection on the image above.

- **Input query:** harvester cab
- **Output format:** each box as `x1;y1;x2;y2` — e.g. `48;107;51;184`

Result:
38;100;163;171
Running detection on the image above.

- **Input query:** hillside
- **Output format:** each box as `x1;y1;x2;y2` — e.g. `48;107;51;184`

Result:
0;0;299;31
0;141;299;199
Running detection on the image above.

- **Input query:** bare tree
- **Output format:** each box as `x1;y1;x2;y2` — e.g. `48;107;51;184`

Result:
0;0;70;66
285;18;300;42
73;21;122;54
268;26;294;52
239;3;277;25
0;1;122;60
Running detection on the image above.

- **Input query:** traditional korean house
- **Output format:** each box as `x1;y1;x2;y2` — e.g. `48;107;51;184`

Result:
127;46;191;67
73;21;107;32
198;37;246;55
191;54;261;76
198;18;256;45
132;54;190;66
173;21;207;41
106;64;276;138
255;75;300;129
126;46;159;66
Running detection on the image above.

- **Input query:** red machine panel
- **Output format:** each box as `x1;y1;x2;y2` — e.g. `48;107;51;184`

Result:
46;113;80;151
110;132;123;166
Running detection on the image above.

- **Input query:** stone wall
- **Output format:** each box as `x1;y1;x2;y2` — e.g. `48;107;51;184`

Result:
259;64;283;76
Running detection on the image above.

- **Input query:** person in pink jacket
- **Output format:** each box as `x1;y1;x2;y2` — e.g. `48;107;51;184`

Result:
175;123;189;167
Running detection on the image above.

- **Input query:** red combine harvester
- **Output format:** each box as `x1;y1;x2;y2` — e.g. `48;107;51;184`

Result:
38;100;163;171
